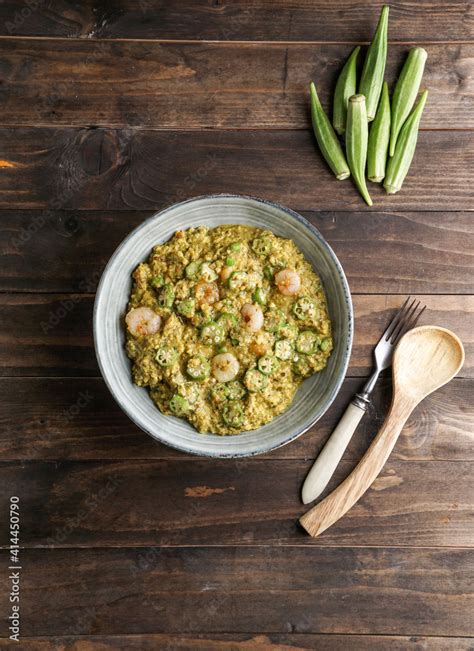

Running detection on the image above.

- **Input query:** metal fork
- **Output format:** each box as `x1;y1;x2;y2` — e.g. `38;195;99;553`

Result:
301;297;426;505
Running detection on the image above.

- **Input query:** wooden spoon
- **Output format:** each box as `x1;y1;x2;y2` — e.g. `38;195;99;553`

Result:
300;326;464;538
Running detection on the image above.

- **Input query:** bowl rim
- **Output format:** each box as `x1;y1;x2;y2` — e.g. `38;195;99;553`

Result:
93;193;353;457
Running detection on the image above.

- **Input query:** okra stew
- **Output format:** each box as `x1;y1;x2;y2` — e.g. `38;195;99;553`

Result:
125;225;333;435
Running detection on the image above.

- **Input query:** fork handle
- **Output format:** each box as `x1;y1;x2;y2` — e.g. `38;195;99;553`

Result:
301;402;366;504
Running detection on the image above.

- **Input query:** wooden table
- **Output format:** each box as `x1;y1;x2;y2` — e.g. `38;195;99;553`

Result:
1;2;473;649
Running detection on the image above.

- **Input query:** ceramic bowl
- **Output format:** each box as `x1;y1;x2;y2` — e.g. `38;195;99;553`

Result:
94;195;353;457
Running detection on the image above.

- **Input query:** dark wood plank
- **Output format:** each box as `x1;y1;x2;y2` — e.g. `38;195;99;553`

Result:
1;458;472;547
0;294;96;377
3;210;473;294
0;1;472;41
1;40;472;129
1;210;134;294
2;634;472;650
0;294;471;378
1;377;472;462
1;128;473;212
307;211;474;295
0;547;472;636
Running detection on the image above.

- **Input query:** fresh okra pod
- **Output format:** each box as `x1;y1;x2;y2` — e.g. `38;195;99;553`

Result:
367;81;391;182
310;82;350;181
384;90;428;194
390;47;428;156
333;46;360;135
346;95;373;206
359;5;389;121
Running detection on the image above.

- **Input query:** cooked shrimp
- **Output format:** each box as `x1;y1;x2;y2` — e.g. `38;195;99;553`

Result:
212;353;240;382
125;307;161;336
195;280;220;305
275;269;301;296
241;303;264;332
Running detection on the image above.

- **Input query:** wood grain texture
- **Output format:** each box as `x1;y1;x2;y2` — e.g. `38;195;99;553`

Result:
1;634;472;650
1;40;472;129
0;0;473;644
2;210;473;294
1;128;473;212
0;547;472;636
0;1;472;41
2;377;472;462
1;294;471;377
1;458;472;547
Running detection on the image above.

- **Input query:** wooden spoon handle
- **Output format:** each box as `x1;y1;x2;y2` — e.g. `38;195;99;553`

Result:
299;396;413;537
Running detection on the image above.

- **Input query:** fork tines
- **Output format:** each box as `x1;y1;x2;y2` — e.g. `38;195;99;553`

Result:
384;296;426;345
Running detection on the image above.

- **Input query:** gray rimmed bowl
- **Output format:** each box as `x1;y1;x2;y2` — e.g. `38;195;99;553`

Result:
94;194;353;457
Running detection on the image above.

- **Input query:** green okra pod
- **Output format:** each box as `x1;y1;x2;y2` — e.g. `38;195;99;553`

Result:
359;5;389;121
367;81;391;182
384;90;428;194
310;82;350;181
346;94;373;206
390;47;428;156
333;46;360;136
